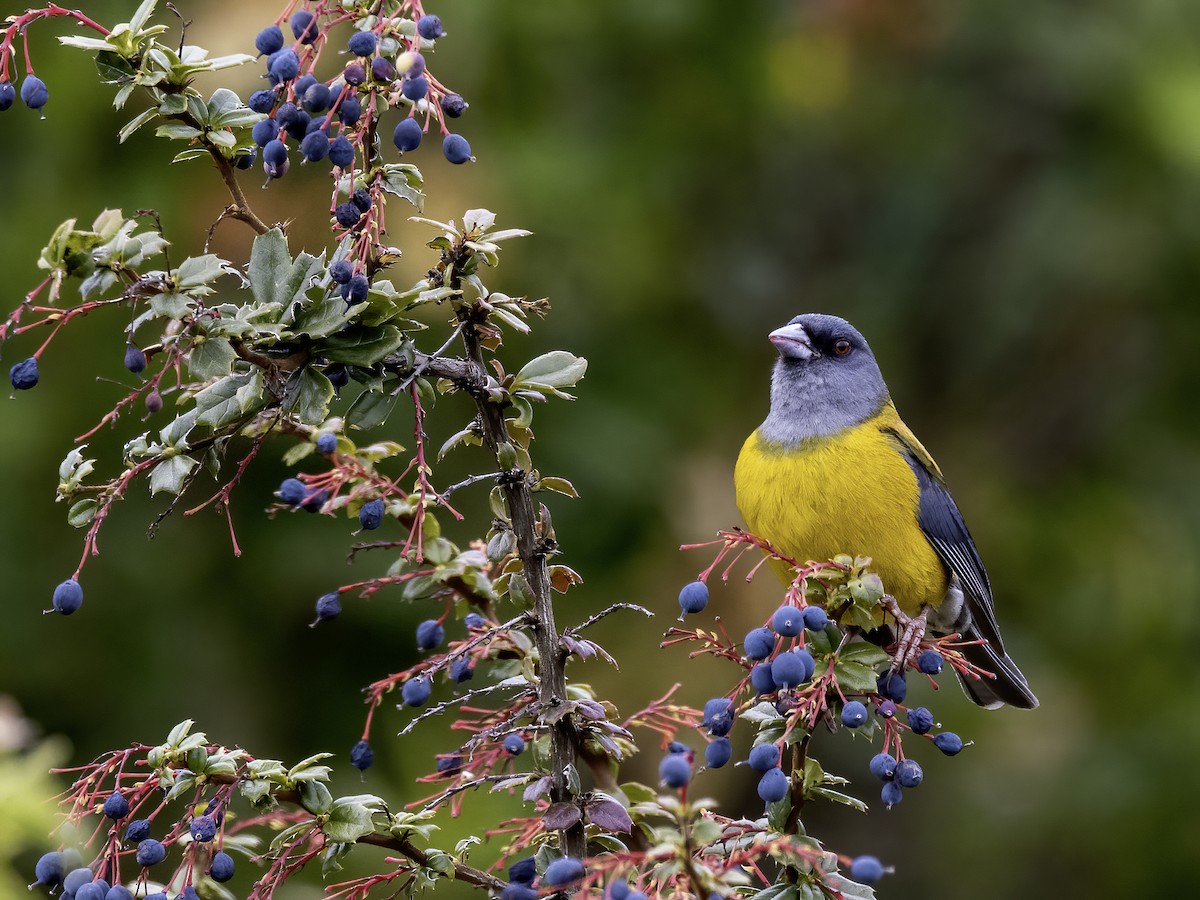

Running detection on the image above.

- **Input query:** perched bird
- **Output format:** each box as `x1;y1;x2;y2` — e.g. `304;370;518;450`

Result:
734;314;1038;709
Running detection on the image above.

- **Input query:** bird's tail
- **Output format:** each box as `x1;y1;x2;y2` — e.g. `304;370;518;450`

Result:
954;636;1039;710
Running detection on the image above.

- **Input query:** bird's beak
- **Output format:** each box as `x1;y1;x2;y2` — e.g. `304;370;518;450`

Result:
769;323;816;360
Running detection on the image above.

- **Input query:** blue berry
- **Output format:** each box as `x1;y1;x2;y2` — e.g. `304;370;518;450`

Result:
103;791;129;820
347;31;377;56
770;649;812;688
351;188;372;212
21;75;48;110
209;851;235;883
329;260;354;284
678;580;708;615
502;882;537;900
749;662;776;695
464;612;486;629
442;133;471;164
417;14;445;40
303;83;332;113
666;741;691;756
849;855;885;885
294;74;318;97
416;619;445;649
449;657;474;682
252;118;279;147
933;732;964;756
917;649;944;674
841;701;868;728
344;273;369;305
757;767;789;803
290;10;318;44
877;671;907;703
743;627;775;661
608;881;630;900
358;498;385;530
339;94;363;124
877;699;897;718
335;201;363;227
398;51;426;78
393;118;422;152
543;857;585;887
327;364;350;389
401;676;431;707
907;706;934;734
124;819;151;843
0;82;14;110
771;605;803;636
262;139;288;179
659;753;690;788
313;592;341;625
436;754;462;774
289;110;312;138
278;477;306;505
107;884;134;900
894;758;923;788
748;743;780;771
275;102;302;131
508;857;536;884
123;344;147;374
76;884;105;900
300;131;329;162
881;780;903;807
135;839;166;867
802;605;829;630
254;25;284;56
371;57;396;82
235;148;257;170
248;89;277;113
31;851;64;888
702;697;734;737
868;752;897;781
315;432;337;454
64;868;93;894
401;75;428;102
440;93;467;118
267;49;300;82
302;488;329;512
704;737;732;768
343;63;365;87
52;579;83;615
503;734;526;755
329;136;354;168
189;814;217;842
10;357;39;390
350;739;374;770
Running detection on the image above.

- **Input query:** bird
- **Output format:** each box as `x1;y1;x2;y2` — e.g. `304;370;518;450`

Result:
734;313;1038;709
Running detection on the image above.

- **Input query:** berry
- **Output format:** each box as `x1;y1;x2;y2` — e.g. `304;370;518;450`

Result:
371;57;396;82
508;857;536;884
290;10;318;44
295;74;318;97
335;201;363;227
443;133;472;164
52;579;83;615
76;884;105;900
502;884;538;900
351;188;372;212
417;14;445;40
235;148;257;170
702;697;734;737
189;814;217;842
877;699;897;718
464;612;486;629
397;51;426;78
436;754;462;774
757;767;789;803
209;852;235;883
315;432;337;454
339;95;363;125
841;701;868;728
347;31;377;56
0;81;15;111
677;580;708;615
136;839;166;867
329;260;354;284
449;657;474;682
802;605;829;630
666;741;691;756
704;737;732;768
934;732;965;756
350;739;374;770
267;49;300;82
10;357;39;389
248;89;277;113
868;752;897;781
302;488;329;512
124;344;147;373
849;855;885;885
543;857;585;887
276;101;302;130
64;868;94;894
124;819;151;843
254;25;284;56
300;131;329;162
907;706;934;734
303;83;331;113
748;743;780;771
503;734;526;755
658;753;690;788
440;93;467;118
749;662;776;695
609;881;631;900
31;851;64;888
358;498;385;530
743;627;775;661
343;63;365;87
327;364;350;388
881;780;903;807
401;75;429;102
393;117;422;152
917;649;944;674
107;885;134;900
329;136;354;168
401;676;431;707
103;791;130;820
263;139;288;179
344;273;369;304
21;75;48;110
146;390;163;412
771;605;803;636
278;477;306;505
894;758;923;788
416;619;445;649
252;118;279;146
877;671;907;703
770;649;813;688
313;592;341;623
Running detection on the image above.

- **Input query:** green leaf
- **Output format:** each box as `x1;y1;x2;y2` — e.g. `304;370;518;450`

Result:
833;660;879;694
286;367;334;426
535;476;578;498
299;780;333;816
155;123;202;141
379;163;425;211
67;499;97;528
176;253;228;290
324;797;380;843
118;108;158;143
346;384;401;431
195;371;263;428
149;291;192;319
189;337;236;380
512;351;588;396
248;228;292;307
315;325;407;367
150;454;197;496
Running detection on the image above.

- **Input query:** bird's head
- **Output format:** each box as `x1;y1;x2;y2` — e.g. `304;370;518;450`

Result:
760;313;890;445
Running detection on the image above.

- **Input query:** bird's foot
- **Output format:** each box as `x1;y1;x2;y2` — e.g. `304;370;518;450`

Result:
880;595;929;672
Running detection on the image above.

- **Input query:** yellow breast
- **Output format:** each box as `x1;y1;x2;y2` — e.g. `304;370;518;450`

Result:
734;414;947;614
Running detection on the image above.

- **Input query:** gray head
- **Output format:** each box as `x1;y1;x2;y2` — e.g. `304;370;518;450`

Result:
757;313;890;446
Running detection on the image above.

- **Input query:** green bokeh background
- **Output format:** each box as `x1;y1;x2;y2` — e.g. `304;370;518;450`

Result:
2;1;1198;898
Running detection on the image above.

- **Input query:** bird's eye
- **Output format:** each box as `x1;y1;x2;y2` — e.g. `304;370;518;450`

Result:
834;340;852;356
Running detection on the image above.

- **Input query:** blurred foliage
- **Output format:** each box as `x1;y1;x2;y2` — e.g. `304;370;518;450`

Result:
1;0;1199;898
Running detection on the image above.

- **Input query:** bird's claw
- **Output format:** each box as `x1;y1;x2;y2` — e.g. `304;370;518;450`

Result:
879;595;929;672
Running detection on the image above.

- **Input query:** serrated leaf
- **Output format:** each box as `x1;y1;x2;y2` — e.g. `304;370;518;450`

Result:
195;371;261;428
248;228;320;310
189;337;236;380
150;454;197;496
346;384;400;431
323;797;378;843
833;660;879;694
314;324;407;367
